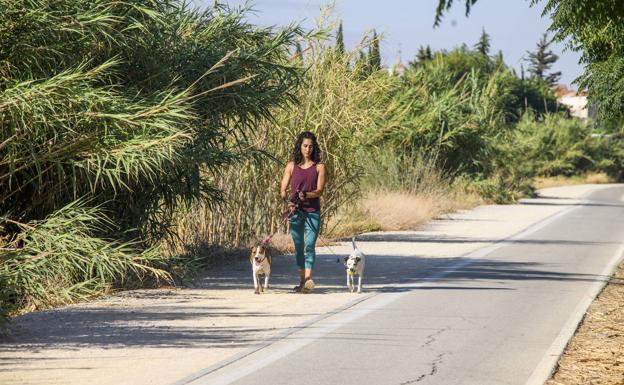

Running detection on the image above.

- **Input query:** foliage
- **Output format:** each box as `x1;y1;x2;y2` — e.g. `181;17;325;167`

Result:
0;201;171;317
172;35;392;252
506;113;624;179
475;28;491;56
543;0;624;121
3;1;622;325
368;30;381;71
378;45;560;177
0;0;302;317
434;0;624;122
413;45;434;66
434;0;479;26
335;21;345;55
526;32;561;86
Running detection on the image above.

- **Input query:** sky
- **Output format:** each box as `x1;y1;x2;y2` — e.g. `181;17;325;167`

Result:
193;0;583;88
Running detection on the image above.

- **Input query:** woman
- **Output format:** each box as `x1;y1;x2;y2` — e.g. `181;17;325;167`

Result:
280;131;326;293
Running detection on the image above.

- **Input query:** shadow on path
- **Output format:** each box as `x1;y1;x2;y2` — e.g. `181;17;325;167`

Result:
1;248;605;352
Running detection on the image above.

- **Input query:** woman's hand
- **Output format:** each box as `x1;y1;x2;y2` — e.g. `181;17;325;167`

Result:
298;191;307;201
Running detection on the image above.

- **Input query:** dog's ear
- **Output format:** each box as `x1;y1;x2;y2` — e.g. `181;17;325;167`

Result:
343;256;349;262
355;256;361;262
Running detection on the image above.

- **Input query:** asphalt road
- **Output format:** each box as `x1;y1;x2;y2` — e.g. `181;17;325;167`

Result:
181;185;624;385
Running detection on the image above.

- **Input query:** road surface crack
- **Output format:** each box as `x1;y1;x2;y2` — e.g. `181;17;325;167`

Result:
399;353;445;384
421;327;449;348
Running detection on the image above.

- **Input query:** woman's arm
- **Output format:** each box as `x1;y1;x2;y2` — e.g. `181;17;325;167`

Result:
300;163;325;199
280;162;294;200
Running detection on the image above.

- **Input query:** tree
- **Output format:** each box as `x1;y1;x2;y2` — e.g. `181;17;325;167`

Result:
434;0;624;121
474;28;490;56
546;0;624;122
335;20;345;55
526;33;561;86
367;30;381;71
434;0;479;26
412;45;433;66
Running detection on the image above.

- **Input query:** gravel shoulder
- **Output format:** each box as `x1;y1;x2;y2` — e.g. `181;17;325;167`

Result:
0;184;620;385
545;257;624;385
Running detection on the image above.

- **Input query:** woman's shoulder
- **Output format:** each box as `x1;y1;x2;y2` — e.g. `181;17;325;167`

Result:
315;163;325;171
285;161;295;172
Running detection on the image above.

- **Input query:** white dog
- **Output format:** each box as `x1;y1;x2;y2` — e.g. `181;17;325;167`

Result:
344;236;365;293
250;242;271;294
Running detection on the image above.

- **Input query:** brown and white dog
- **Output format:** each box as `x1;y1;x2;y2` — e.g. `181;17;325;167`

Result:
250;242;272;294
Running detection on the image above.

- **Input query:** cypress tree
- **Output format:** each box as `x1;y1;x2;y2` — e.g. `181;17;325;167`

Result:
415;45;433;64
526;32;561;86
368;30;381;71
336;21;345;56
474;28;490;56
416;45;429;63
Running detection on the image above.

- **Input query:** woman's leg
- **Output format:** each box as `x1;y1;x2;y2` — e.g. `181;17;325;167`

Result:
289;212;306;287
303;211;321;280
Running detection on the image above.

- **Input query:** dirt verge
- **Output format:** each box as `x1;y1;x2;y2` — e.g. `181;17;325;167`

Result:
546;262;624;385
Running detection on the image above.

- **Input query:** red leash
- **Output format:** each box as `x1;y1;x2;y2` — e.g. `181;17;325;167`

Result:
263;193;301;245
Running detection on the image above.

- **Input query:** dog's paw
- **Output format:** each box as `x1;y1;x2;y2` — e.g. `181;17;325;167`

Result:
254;288;260;294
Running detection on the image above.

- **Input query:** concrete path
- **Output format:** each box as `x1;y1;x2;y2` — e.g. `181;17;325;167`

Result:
2;184;623;385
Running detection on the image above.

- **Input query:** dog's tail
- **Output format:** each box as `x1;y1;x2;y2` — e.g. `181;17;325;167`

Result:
351;236;357;250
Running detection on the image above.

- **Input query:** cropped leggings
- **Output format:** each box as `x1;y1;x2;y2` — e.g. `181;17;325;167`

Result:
289;210;321;269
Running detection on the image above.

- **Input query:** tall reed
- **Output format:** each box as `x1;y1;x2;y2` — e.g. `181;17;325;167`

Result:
0;0;303;318
171;35;396;253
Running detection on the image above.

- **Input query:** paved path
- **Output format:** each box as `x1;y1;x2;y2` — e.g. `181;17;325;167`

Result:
2;184;623;385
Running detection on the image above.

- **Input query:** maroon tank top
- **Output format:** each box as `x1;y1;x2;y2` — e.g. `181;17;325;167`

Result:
290;164;321;213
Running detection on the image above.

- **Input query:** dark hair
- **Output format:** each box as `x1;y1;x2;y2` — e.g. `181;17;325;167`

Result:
291;131;321;165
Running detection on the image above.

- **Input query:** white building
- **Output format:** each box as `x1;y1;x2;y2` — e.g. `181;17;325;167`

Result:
555;86;589;119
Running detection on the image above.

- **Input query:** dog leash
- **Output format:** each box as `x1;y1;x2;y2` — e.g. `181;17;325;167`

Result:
262;192;302;245
262;193;343;263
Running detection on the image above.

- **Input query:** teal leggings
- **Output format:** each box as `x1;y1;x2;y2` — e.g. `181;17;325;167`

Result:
289;210;321;269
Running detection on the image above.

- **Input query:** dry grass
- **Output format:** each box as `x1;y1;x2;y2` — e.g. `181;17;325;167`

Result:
266;230;341;255
326;187;482;238
267;233;294;254
546;263;624;385
533;172;613;190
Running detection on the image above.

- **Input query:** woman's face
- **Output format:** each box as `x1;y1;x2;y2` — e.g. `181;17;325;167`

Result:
300;138;314;160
